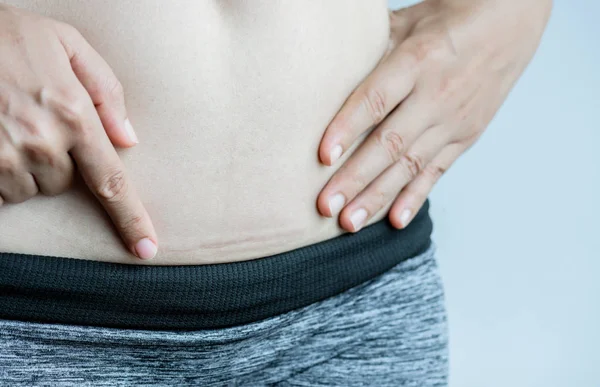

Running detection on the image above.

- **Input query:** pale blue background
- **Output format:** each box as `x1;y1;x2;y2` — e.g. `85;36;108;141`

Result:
387;1;600;386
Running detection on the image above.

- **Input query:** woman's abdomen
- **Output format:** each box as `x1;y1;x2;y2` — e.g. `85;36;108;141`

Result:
0;0;390;264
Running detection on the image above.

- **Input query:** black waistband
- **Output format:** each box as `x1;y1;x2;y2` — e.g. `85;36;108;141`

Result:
0;201;432;331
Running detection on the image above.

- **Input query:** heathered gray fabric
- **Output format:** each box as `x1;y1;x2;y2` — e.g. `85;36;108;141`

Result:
0;244;448;386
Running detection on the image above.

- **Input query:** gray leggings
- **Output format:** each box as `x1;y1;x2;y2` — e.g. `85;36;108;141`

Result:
0;244;448;386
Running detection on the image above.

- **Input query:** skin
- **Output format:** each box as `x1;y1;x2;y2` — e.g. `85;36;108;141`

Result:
0;0;552;263
318;0;553;232
0;1;390;265
0;5;157;258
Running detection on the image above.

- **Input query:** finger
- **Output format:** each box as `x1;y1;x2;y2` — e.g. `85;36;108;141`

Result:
319;46;419;166
0;169;38;203
26;148;74;196
66;92;158;259
338;126;450;232
58;24;138;148
389;142;465;229
72;138;158;259
3;93;75;197
0;143;38;202
317;94;433;218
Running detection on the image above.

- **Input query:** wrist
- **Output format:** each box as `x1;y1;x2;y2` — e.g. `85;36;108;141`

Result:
436;0;552;48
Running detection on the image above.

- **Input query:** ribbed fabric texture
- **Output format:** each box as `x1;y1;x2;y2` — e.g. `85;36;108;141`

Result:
0;201;432;330
0;244;448;386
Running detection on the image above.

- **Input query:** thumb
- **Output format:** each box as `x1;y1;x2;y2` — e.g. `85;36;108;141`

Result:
58;25;138;148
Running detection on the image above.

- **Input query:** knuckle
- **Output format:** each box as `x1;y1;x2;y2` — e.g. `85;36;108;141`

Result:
371;187;390;209
40;87;90;134
60;103;89;134
96;169;128;202
410;40;429;64
406;37;434;64
434;74;462;103
105;78;125;102
402;152;425;180
349;169;369;190
21;142;55;165
15;114;43;137
120;213;145;233
38;161;73;196
336;162;370;192
87;76;125;105
376;130;405;163
424;163;447;181
0;155;18;176
362;87;387;125
405;32;454;66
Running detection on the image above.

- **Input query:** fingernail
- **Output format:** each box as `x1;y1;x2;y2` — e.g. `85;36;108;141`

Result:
134;238;157;260
124;119;139;144
329;145;343;164
400;209;412;228
350;208;368;231
328;193;346;216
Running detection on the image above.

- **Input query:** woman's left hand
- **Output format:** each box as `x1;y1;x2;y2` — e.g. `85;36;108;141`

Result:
317;0;552;232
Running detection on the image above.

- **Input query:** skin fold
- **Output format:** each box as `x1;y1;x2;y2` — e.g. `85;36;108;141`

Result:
0;0;551;264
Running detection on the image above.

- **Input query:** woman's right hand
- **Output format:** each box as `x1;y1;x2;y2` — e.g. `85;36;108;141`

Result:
0;5;158;259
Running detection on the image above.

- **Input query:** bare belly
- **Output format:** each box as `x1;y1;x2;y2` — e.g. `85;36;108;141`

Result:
0;0;390;265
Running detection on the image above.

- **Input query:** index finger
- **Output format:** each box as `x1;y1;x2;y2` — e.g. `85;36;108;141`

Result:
319;48;419;166
70;110;158;260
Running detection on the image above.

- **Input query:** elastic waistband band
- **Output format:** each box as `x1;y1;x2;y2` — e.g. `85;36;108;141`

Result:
0;201;432;331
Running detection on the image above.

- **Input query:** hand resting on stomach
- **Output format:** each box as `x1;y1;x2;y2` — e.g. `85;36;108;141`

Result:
0;0;391;264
